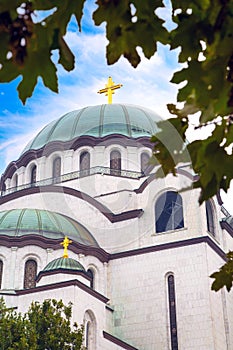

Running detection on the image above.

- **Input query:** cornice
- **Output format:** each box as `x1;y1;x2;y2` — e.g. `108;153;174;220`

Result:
15;279;109;303
110;236;227;262
2;135;153;180
0;235;227;264
36;268;91;283
220;220;233;237
103;331;139;350
134;166;197;194
0;185;144;223
0;235;110;263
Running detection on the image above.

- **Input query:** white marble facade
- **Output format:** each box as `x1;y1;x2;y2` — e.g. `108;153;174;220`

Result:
0;103;232;350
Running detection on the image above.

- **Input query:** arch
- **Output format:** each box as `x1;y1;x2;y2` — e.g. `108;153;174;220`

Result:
110;150;121;176
141;152;150;174
80;151;90;177
30;165;37;185
52;156;61;182
12;173;18;189
84;310;97;350
0;260;3;289
155;191;184;233
1;182;6;193
87;268;95;289
205;200;215;236
24;259;37;289
167;274;178;350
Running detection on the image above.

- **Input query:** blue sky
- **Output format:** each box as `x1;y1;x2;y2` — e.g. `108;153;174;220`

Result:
0;1;232;212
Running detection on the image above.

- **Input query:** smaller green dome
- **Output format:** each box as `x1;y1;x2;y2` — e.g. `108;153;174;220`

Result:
0;208;99;247
43;257;85;272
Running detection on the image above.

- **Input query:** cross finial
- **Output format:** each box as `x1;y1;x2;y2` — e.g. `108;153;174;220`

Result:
60;236;72;258
97;76;123;104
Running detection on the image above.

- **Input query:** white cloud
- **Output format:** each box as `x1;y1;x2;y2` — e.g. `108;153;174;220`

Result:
1;22;232;213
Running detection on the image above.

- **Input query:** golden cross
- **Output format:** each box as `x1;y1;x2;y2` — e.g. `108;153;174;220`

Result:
60;236;72;258
97;76;123;104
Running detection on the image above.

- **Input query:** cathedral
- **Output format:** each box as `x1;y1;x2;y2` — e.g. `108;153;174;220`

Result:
0;78;233;349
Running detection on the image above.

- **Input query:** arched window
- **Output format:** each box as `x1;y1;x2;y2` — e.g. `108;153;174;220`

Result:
53;157;61;182
84;310;96;350
87;268;94;289
141;152;150;174
80;151;90;177
1;182;6;194
155;191;184;233
206;200;215;236
85;321;90;349
110;150;121;176
167;274;178;350
0;260;3;289
31;165;37;185
13;174;18;189
24;259;37;289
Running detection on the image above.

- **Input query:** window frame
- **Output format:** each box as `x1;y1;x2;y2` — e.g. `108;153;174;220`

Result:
155;191;184;233
80;151;90;177
110;150;121;176
24;259;37;289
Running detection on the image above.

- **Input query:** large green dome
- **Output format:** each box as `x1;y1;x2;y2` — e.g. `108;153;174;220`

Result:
23;104;158;153
0;208;98;247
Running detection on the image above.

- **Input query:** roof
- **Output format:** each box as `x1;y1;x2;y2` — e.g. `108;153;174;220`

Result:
22;104;159;153
0;208;99;247
42;257;85;272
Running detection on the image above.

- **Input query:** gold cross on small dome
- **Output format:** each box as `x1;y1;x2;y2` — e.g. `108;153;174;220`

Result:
97;76;123;104
60;236;72;258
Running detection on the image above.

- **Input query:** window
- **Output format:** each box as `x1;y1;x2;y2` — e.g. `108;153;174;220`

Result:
84;310;96;350
141;152;150;174
31;165;37;185
53;157;61;182
85;321;91;349
206;200;215;236
0;260;3;289
80;151;90;177
13;174;18;189
24;259;37;289
1;182;6;194
167;274;178;350
155;191;184;233
110;150;121;176
87;269;94;289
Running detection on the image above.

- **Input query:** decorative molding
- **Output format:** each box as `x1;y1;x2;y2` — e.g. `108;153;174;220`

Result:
36;268;91;283
110;236;227;262
135;167;196;194
216;191;223;205
15;279;109;303
0;235;110;263
2;135;153;180
103;331;139;350
0;234;227;264
220;221;233;238
0;185;143;223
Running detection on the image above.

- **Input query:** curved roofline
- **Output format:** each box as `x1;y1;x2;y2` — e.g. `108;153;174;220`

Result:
36;268;90;283
1;135;153;181
0;208;99;247
0;235;109;262
22;103;158;154
0;185;144;223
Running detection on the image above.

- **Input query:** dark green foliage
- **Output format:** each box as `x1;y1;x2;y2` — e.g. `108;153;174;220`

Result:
211;251;233;292
0;298;83;350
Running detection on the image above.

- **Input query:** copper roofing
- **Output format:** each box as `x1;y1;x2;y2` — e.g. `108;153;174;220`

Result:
0;208;99;247
43;257;85;272
22;104;159;154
